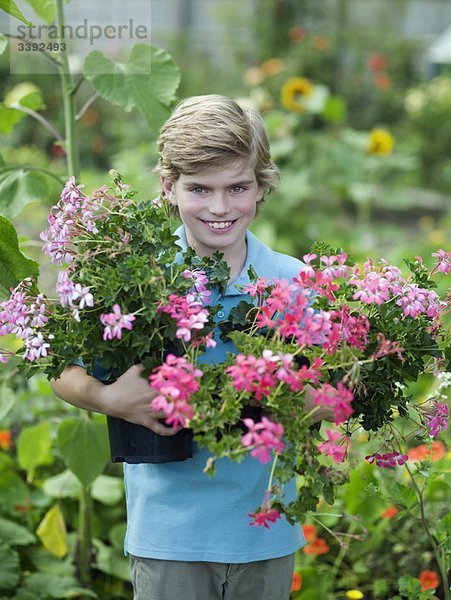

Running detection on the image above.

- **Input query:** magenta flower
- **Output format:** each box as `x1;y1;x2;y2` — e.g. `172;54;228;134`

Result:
421;401;448;438
241;416;285;464
248;507;282;529
100;305;136;341
365;451;409;468
158;293;210;342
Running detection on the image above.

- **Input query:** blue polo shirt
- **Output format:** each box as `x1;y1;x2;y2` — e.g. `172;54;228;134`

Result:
123;225;305;562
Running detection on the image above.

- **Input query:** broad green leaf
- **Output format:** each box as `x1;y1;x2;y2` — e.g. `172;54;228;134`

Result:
108;522;127;550
36;504;68;558
323;95;346;123
0;0;33;25
0;469;30;511
0;215;39;300
0;167;52;218
17;421;53;481
83;44;180;133
0;516;36;546
0;542;20;590
0;104;24;134
0;33;7;55
27;546;75;576
93;538;131;582
0;379;15;422
91;474;124;505
42;469;81;499
21;572;97;598
56;417;109;487
23;0;54;23
4;82;44;110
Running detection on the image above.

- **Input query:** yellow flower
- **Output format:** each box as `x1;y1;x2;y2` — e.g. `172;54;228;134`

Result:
281;77;313;113
346;591;364;600
367;128;394;155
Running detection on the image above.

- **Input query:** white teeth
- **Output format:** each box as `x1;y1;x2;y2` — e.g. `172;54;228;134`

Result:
205;221;233;229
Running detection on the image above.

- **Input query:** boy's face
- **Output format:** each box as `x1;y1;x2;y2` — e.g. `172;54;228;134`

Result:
162;157;264;259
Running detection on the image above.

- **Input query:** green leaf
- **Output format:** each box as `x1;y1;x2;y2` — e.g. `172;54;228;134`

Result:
0;33;7;55
83;44;180;133
0;517;36;546
0;379;15;422
0;469;30;512
36;504;68;558
0;104;24;134
0;0;33;25
0;215;39;300
21;572;97;599
323;95;346;123
56;417;109;487
42;469;81;499
0;542;20;590
17;421;53;481
23;0;54;23
91;474;124;505
93;538;131;582
4;82;44;110
0;167;51;218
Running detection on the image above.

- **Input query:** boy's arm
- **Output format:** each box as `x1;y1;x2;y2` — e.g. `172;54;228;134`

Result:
51;364;180;436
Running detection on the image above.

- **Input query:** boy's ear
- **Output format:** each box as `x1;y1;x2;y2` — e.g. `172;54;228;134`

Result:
256;185;265;203
161;177;176;204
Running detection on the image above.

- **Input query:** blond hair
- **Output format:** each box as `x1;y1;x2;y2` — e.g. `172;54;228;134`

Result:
156;95;279;199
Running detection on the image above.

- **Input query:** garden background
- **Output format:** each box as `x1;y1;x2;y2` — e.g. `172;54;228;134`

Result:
0;0;449;598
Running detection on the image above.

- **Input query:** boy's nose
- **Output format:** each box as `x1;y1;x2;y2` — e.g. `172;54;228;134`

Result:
208;193;230;215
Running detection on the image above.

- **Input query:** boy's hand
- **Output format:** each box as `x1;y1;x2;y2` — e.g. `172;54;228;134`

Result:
100;364;181;436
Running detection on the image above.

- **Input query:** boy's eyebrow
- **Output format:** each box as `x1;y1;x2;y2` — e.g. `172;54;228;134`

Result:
182;179;255;187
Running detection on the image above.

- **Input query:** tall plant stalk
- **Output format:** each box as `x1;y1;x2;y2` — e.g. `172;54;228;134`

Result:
54;0;79;181
53;0;90;586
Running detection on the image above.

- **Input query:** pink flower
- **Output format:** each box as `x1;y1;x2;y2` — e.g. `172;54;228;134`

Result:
149;354;203;428
23;332;52;362
242;278;270;299
312;382;354;425
158;293;210;343
318;429;348;463
241;416;285;464
248;508;282;528
421;401;448;438
183;269;211;304
365;451;408;468
432;249;451;274
372;333;404;361
100;304;136;341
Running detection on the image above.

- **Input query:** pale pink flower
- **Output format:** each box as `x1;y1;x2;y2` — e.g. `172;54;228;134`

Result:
100;304;136;341
241;416;285;464
312;382;354;425
318;429;348;463
432;249;451;274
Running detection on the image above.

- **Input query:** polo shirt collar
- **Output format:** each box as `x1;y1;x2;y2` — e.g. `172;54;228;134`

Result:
174;224;278;296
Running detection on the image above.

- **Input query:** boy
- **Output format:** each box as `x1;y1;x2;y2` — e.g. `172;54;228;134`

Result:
52;95;328;599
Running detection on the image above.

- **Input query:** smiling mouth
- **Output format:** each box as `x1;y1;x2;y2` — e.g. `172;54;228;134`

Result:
201;219;237;230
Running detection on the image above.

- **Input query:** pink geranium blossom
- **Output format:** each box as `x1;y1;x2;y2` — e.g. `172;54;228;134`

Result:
312;382;354;425
100;304;136;340
241;416;285;464
149;354;203;428
248;507;282;528
318;429;349;463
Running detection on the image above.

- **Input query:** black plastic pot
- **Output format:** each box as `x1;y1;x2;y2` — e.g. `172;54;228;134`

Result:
106;415;194;464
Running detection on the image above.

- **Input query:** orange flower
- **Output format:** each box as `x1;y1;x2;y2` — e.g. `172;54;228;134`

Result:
419;570;439;590
302;523;317;542
374;72;391;91
303;537;330;555
312;35;330;51
289;26;305;43
381;506;399;519
408;441;445;462
261;58;284;77
0;430;12;451
244;66;265;86
291;571;303;592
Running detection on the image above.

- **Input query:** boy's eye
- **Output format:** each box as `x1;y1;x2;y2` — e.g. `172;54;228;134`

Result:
190;187;206;194
230;186;246;193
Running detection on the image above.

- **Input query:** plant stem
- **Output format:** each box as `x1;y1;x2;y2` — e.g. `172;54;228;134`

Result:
8;104;64;140
404;461;449;600
78;482;92;587
54;0;79;180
